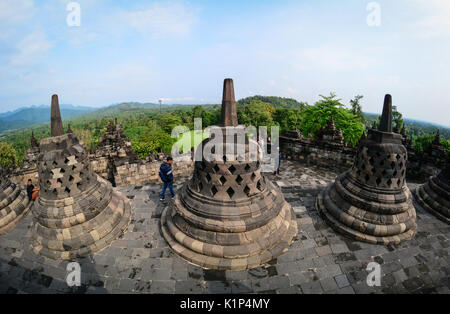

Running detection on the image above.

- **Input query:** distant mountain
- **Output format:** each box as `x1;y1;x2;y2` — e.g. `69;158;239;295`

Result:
364;112;450;139
0;104;96;132
92;102;161;115
238;95;307;109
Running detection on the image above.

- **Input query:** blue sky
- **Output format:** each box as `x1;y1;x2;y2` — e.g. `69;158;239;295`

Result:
0;0;449;126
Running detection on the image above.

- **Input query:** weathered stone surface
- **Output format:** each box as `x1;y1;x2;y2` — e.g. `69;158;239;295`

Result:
316;95;417;245
281;124;447;182
50;95;64;137
161;79;297;270
96;119;137;162
316;118;344;145
0;167;31;235
114;158;193;188
12;133;41;186
0;161;449;294
221;78;238;127
414;156;450;224
31;95;132;260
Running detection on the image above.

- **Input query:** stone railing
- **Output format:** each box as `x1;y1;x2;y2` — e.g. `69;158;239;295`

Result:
280;136;355;172
114;157;193;187
280;133;448;182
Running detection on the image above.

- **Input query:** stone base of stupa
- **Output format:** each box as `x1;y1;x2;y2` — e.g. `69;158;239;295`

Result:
31;177;131;260
316;173;417;245
0;181;31;235
414;175;449;224
161;181;297;271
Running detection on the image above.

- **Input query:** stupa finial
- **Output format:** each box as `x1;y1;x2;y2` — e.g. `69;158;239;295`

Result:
51;94;64;137
221;78;238;127
379;94;393;133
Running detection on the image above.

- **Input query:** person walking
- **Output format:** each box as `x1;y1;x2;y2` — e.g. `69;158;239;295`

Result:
159;156;175;201
274;148;281;176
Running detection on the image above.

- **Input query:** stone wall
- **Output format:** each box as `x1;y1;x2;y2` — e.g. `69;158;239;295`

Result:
90;156;109;178
280;132;448;183
280;136;355;172
114;159;193;187
10;171;38;188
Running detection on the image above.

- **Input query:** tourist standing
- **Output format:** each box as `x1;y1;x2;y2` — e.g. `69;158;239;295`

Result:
26;179;34;201
159;157;175;201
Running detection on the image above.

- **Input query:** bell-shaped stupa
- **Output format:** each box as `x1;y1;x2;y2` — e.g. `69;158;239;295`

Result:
0;167;31;235
316;95;417;245
31;95;132;260
414;156;450;224
161;79;297;270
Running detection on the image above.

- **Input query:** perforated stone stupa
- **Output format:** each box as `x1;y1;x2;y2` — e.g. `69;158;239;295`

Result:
161;79;297;270
316;118;344;145
96;119;136;162
31;94;132;260
0;167;31;235
20;132;40;175
414;156;450;224
316;95;417;245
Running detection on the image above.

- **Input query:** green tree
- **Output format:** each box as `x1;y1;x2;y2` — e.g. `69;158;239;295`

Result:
0;142;18;169
350;95;366;124
161;114;182;134
414;134;450;153
302;93;364;145
238;100;276;130
273;108;304;134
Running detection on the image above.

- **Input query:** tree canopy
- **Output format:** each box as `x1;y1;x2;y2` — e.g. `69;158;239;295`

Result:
302;93;364;145
0;142;18;169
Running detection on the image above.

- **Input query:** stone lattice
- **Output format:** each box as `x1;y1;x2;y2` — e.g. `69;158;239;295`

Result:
161;79;297;270
414;156;450;224
316;95;417;245
0;167;31;235
31;94;132;260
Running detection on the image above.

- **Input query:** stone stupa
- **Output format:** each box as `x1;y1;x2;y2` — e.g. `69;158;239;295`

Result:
0;166;31;235
31;94;132;260
18;132;40;180
414;155;450;224
161;79;298;270
316;95;417;245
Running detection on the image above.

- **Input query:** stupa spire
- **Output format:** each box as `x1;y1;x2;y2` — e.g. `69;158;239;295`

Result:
379;94;393;133
221;78;238;127
51;94;64;137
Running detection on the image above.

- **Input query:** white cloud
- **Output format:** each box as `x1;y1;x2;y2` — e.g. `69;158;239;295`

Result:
160;97;196;103
294;46;376;71
0;0;34;24
69;31;101;47
10;29;52;66
122;2;197;38
410;0;450;38
0;0;35;38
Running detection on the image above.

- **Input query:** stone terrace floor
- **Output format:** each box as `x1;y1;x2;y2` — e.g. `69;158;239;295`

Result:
0;161;449;294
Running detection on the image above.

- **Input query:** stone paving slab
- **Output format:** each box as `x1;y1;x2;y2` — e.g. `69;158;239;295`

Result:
0;161;449;294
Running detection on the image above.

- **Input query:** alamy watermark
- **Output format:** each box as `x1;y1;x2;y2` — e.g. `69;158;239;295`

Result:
66;2;81;27
366;2;381;27
66;262;81;287
170;119;281;173
366;262;382;287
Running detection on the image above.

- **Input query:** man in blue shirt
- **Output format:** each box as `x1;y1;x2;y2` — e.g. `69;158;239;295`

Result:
159;157;175;201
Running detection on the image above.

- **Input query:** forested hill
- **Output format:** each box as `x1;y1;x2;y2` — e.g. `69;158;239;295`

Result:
0;105;95;133
238;96;307;109
364;113;450;139
0;96;448;167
